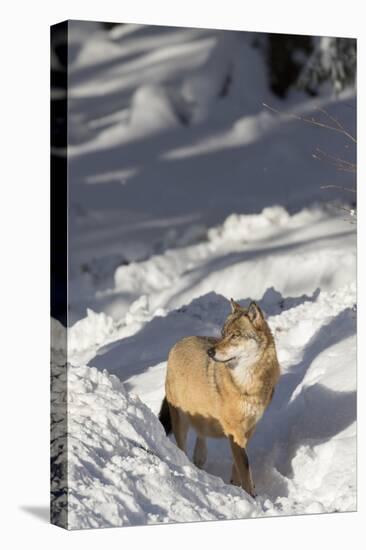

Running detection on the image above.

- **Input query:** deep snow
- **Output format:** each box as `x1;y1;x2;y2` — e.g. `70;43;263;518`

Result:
51;267;356;528
51;21;356;529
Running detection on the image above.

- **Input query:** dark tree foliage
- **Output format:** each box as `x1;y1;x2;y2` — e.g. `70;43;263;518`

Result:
266;34;314;98
297;37;357;95
264;34;356;99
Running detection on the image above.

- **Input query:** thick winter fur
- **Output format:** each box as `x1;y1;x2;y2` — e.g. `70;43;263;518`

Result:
159;299;280;497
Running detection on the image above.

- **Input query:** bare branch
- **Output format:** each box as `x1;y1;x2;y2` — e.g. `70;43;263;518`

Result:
320;184;356;194
313;148;357;173
328;203;357;221
316;108;346;132
343;102;356;111
262;103;357;144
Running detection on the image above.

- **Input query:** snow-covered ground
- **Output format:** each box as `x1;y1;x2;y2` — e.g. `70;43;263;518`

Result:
51;22;356;529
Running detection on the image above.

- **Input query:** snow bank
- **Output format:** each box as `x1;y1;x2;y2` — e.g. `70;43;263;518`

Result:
260;285;356;515
52;363;258;529
207;205;291;242
108;205;355;321
68;309;116;354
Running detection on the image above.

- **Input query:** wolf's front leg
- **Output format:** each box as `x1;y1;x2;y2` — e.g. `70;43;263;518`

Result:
228;435;256;498
230;463;240;485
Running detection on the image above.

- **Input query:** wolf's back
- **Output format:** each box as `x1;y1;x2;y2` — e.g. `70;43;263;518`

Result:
164;336;218;413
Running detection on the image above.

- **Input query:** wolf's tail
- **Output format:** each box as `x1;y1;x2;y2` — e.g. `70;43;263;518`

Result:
158;396;172;435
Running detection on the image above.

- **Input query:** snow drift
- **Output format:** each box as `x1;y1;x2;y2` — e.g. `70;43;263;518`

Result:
53;362;258;529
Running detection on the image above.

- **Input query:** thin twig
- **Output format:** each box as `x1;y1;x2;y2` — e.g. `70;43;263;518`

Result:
316;108;347;133
262;103;357;144
315;148;356;168
330;203;357;218
343;102;356;111
320;184;356;194
313;148;357;173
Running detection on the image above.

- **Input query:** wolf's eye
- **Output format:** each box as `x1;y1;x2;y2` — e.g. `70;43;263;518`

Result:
231;331;241;339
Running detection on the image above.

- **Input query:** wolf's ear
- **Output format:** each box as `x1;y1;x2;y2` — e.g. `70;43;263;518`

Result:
230;298;242;313
247;301;264;328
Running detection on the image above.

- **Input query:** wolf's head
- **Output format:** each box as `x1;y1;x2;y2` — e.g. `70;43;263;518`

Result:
207;299;272;364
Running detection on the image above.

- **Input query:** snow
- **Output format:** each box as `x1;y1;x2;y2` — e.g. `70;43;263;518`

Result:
52;361;258;529
52;278;356;528
51;21;357;529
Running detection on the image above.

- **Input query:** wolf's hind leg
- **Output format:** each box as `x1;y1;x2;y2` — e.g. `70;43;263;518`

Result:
193;436;207;468
169;404;189;454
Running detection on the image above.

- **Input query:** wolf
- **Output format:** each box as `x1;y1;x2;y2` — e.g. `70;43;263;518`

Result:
158;299;280;497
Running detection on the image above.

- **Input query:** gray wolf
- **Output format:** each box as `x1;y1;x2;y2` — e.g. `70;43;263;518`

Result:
159;299;280;497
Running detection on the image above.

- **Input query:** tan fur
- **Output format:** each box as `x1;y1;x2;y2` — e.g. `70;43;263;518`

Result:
163;299;280;497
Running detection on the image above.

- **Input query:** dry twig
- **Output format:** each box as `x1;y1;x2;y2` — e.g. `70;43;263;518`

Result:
262;103;356;144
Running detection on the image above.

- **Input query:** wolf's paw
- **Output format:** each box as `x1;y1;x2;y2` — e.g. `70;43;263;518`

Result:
249;485;257;499
193;456;206;469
